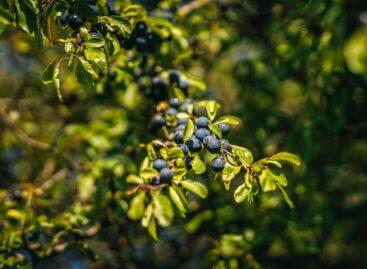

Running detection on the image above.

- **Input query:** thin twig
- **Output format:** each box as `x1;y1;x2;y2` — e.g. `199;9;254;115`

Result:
177;0;212;19
0;107;81;171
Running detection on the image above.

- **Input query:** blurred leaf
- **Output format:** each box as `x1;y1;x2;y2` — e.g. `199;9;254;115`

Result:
139;168;159;180
127;191;146;221
126;174;144;184
153;191;174;227
277;183;295;209
148;217;158;241
215;116;240;126
42;56;59;84
169;186;189;216
84;38;105;48
181;180;207;198
141;203;153;228
269;152;301;166
52;59;62;101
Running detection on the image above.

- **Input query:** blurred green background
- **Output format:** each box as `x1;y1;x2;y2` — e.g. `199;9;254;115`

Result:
1;0;367;268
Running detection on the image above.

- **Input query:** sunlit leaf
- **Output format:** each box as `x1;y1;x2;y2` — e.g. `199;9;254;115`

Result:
180;180;207;198
127;191;146;221
153;191;174;227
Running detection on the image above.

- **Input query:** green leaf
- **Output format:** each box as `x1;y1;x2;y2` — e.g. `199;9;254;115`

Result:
141;203;153;228
75;0;97;20
65;42;75;53
84;48;107;71
139;168;159;180
181;180;207;198
183;118;194;142
98;16;132;33
168;147;184;160
187;76;206;92
209;123;222;139
122;4;145;17
105;34;120;56
76;62;94;87
127;191;146;221
259;168;277;192
269;152;301;166
52;59;62;101
232;145;254;165
276;183;295;209
191;155;206;174
126;174;144;184
77;56;98;79
206;101;218;121
84;38;105;48
153;191;174;227
147;217;158;241
215;116;240;126
169;186;189;216
265;159;282;168
222;164;241;182
42;56;59;84
146;143;157;160
234;183;250;203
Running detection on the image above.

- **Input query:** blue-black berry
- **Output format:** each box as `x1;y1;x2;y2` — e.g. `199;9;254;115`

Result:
177;117;187;126
211;157;225;172
186;136;202;152
179;144;189;154
218;123;230;136
174;130;184;144
178;78;188;91
185;157;193;169
221;139;232;152
166;107;178;116
68;15;84;29
151;177;161;185
206;136;221;153
169;98;183;108
169;70;181;84
60;12;70;25
196;116;210;129
195;128;211;142
151;114;165;127
160;168;174;182
135;37;148;52
153;159;167;171
135;22;148;36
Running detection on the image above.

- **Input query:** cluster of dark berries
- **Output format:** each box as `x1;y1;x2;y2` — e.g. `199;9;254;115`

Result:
139;70;188;102
151;98;232;178
117;21;162;53
60;2;116;37
179;116;231;172
138;75;169;101
151;159;174;185
151;97;192;128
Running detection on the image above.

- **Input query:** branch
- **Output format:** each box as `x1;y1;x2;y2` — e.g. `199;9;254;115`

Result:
177;0;212;19
0;107;81;171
